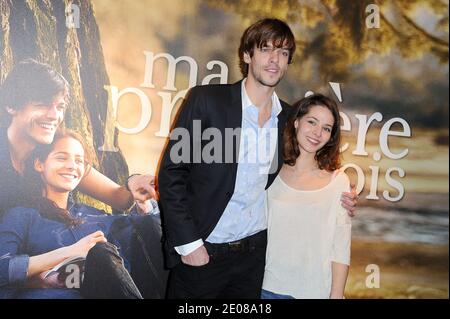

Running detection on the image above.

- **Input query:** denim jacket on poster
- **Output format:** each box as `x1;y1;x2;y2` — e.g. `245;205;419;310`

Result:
0;201;154;288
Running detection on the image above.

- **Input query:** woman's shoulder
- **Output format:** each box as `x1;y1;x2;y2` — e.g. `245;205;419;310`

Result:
1;206;40;224
331;169;351;189
4;206;40;216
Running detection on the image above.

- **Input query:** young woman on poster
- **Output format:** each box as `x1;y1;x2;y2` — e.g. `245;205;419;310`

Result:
0;130;167;299
262;94;351;299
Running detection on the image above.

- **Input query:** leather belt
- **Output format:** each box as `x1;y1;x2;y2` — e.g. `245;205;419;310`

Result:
205;230;267;254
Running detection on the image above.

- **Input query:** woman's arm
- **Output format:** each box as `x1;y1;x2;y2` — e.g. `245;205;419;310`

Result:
0;209;106;287
329;212;351;299
0;208;31;287
78;167;156;211
27;231;107;277
330;173;352;299
27;246;72;278
330;262;349;299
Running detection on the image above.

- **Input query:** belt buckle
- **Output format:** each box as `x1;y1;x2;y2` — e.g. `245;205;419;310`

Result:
228;240;242;252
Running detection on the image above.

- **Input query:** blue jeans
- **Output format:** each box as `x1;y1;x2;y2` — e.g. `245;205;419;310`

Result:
261;289;295;299
80;242;142;299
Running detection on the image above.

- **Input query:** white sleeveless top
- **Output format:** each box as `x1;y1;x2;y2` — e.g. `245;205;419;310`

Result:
263;171;351;299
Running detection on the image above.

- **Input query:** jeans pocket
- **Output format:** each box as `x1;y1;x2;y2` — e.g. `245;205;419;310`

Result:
203;243;216;261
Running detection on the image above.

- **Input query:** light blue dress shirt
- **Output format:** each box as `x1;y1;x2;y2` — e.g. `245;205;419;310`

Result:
175;80;282;254
206;80;281;243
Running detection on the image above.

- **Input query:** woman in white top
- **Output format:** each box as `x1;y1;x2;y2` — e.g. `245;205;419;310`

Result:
262;94;351;299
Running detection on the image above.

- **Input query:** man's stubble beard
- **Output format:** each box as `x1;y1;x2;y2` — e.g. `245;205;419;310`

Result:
252;68;286;88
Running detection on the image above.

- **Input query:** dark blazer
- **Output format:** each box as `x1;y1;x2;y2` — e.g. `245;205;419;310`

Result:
158;80;291;267
0;127;33;217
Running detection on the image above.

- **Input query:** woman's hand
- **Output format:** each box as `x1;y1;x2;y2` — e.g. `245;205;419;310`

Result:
127;174;157;203
68;230;107;258
26;231;106;283
28;230;105;289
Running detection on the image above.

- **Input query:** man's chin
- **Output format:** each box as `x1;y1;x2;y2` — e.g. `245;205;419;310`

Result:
35;135;55;145
257;76;282;88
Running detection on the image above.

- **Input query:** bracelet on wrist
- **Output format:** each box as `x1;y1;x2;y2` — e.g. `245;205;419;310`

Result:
125;174;141;192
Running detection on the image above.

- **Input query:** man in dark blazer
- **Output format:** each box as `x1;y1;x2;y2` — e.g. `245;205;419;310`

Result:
158;18;355;298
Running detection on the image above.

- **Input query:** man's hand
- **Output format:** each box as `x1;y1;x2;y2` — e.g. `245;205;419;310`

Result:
127;174;158;203
341;184;358;217
135;199;160;215
135;199;152;215
181;245;210;267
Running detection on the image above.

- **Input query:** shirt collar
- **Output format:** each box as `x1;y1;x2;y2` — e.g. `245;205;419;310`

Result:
241;78;282;117
67;192;76;212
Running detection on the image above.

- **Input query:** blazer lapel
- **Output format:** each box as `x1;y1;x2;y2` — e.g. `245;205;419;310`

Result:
226;80;243;128
226;80;243;162
224;81;243;193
